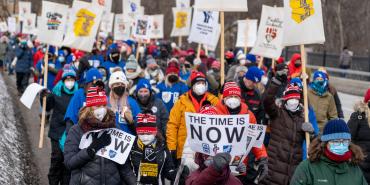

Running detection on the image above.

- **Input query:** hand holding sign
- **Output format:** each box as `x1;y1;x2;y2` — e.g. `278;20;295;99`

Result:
86;130;112;158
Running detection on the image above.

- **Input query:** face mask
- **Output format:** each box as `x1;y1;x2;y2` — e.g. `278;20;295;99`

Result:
225;97;241;109
193;83;207;95
193;59;202;66
138;134;156;145
204;158;213;167
168;75;179;83
58;56;65;62
294;63;302;68
328;142;349;155
64;81;75;90
149;69;159;77
138;93;150;104
94;107;107;121
113;86;125;97
285;99;300;112
110;53;121;63
240;59;246;66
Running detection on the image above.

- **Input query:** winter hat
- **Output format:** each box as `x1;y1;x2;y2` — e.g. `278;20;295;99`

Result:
136;78;152;93
313;71;328;82
244;66;264;83
223;82;241;98
364;88;370;103
109;69;129;88
290;78;303;90
166;65;180;75
225;51;234;59
211;60;221;70
85;86;107;107
277;57;285;64
62;64;76;80
246;54;257;63
321;119;351;142
146;55;157;67
283;85;302;101
190;71;206;86
136;113;157;134
199;105;218;115
125;55;142;79
126;54;137;63
86;68;103;84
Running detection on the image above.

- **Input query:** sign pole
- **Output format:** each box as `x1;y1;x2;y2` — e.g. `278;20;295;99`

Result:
136;40;141;62
220;11;225;86
178;36;182;48
258;57;264;69
38;44;49;148
300;44;310;158
244;17;249;54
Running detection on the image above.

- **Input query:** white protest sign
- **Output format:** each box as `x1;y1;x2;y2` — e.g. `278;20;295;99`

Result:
170;7;192;37
22;13;37;34
132;15;153;40
92;0;112;13
100;12;114;33
248;123;266;148
193;0;248;12
62;0;103;52
79;128;136;164
114;14;131;41
235;19;257;48
185;112;261;156
20;83;47;109
122;0;142;23
204;24;220;51
283;0;325;46
250;5;284;59
7;17;17;33
176;0;190;8
188;10;219;46
0;22;8;32
150;14;164;39
18;1;31;21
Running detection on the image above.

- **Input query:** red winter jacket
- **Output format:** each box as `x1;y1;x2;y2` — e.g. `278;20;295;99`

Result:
288;53;302;79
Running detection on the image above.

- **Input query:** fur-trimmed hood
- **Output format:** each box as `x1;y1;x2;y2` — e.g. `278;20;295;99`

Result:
354;101;368;113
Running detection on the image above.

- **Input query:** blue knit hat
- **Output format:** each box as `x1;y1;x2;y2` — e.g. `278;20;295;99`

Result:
86;68;103;84
244;66;264;83
62;64;76;80
313;71;328;82
290;78;303;89
136;78;152;93
246;54;257;63
321;119;351;142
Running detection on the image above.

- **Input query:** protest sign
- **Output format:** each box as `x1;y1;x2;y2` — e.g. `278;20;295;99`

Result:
170;7;192;37
0;22;8;32
62;0;103;52
283;0;325;46
22;13;36;34
188;10;219;46
193;0;248;12
204;24;220;51
79;128;136;164
250;5;284;59
176;0;190;8
248;123;266;148
122;0;142;23
132;15;153;40
114;14;131;41
92;0;112;13
185;112;263;156
18;1;31;21
20;83;47;109
150;14;164;39
235;19;257;48
7;17;17;33
100;12;114;33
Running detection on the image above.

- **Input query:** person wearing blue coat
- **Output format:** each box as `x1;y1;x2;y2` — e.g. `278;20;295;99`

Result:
100;47;125;78
14;40;33;94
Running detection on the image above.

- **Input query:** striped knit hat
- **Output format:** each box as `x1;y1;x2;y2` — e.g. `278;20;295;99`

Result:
321;119;351;142
136;113;157;134
223;82;241;98
199;105;218;115
283;85;302;101
85;87;107;107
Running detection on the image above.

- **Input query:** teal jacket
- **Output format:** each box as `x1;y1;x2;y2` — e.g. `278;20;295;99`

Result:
291;156;368;185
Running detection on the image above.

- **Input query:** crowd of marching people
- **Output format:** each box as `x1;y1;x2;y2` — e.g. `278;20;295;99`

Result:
1;32;370;185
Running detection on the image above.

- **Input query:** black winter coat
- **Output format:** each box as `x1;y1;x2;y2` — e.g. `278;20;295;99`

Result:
64;125;136;185
46;90;73;141
348;101;370;183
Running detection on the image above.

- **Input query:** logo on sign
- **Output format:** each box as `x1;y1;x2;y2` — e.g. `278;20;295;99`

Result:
109;150;117;158
213;144;219;154
223;145;232;153
203;11;213;23
265;27;277;43
290;0;315;23
46;12;63;30
73;8;96;37
175;11;188;29
130;2;137;12
202;143;210;154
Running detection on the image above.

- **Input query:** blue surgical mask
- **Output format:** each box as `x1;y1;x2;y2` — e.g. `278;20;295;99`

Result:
328;142;349;155
58;56;65;62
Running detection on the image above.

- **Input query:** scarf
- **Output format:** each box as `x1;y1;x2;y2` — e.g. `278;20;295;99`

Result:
79;114;116;133
52;81;78;97
309;80;328;96
138;139;159;184
324;148;352;163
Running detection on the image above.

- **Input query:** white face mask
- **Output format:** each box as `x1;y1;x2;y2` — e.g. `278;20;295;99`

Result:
194;59;202;66
225;97;241;109
138;134;156;145
285;99;300;112
193;83;207;95
239;59;246;66
64;81;75;90
94;107;107;121
261;76;268;86
150;69;159;77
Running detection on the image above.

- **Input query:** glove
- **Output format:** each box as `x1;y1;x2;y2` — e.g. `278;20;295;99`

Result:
256;157;268;182
235;162;247;173
87;130;111;158
274;63;288;83
212;153;231;172
40;89;51;98
302;122;314;134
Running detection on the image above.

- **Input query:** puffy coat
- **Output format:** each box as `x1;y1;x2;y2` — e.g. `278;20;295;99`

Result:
241;87;266;125
263;82;306;185
308;88;338;131
328;84;344;119
167;91;219;158
15;46;33;73
64;124;136;185
288;54;302;79
348;101;370;182
290;156;367;185
130;137;177;184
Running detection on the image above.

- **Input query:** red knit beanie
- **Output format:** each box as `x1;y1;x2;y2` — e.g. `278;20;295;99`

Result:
364;88;370;103
283;85;302;101
190;71;206;86
166;65;180;75
86;87;107;107
223;82;241;98
199;105;218;115
136;113;157;134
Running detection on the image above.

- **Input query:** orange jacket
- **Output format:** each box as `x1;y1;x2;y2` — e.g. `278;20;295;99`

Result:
215;101;268;160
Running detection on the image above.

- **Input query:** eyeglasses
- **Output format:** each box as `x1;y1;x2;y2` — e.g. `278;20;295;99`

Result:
328;139;350;146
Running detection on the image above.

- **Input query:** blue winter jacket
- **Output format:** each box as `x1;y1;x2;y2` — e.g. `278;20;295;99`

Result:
15;47;33;73
156;81;188;112
64;88;86;125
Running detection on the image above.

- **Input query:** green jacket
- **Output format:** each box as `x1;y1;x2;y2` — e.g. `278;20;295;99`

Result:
290;156;367;185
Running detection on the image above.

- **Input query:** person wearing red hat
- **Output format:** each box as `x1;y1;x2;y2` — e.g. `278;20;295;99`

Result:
215;82;268;184
167;71;219;169
348;88;370;182
64;86;136;185
129;111;177;185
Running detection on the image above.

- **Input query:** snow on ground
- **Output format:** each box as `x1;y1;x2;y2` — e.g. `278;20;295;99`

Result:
0;74;26;185
338;92;363;121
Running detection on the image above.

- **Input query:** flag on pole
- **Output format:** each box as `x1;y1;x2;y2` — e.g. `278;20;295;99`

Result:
170;7;192;37
235;19;257;48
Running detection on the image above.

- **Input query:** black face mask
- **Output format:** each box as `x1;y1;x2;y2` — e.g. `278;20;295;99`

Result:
295;63;302;68
94;80;105;90
168;75;179;83
113;86;126;97
185;64;191;68
138;93;150;104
